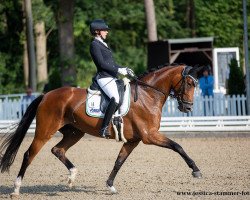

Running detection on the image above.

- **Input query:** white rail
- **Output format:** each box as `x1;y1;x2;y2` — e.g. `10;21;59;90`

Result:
1;116;250;134
160;116;250;132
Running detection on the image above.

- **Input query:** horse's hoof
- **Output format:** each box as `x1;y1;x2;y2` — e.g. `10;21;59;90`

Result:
68;181;73;188
68;167;78;188
107;184;117;194
192;171;202;178
10;192;19;199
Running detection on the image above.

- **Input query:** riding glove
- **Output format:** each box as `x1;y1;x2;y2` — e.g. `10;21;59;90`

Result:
118;68;128;75
126;68;137;78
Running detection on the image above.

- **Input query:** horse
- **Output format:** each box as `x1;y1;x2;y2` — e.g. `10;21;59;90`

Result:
0;64;203;197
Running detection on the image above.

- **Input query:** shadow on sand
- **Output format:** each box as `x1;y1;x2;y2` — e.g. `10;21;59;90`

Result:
0;184;111;196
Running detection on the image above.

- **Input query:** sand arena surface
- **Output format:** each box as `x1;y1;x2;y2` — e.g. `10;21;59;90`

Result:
0;135;249;200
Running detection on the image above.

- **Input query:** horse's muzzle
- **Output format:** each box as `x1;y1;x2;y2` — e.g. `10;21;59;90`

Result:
178;101;193;113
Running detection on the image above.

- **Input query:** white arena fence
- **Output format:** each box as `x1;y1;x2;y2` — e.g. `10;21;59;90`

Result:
0;93;40;120
163;94;247;117
0;92;247;120
0;92;249;134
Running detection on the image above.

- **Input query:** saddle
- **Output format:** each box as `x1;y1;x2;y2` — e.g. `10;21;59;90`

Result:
86;78;131;143
89;79;125;114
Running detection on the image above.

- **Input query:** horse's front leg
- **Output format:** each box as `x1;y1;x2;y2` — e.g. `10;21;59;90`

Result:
107;140;140;193
143;131;202;178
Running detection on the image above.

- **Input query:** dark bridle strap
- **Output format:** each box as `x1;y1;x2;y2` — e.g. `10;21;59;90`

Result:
170;67;198;105
132;66;198;103
133;77;167;102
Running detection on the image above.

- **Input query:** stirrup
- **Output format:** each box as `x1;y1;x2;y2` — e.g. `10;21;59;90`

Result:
100;126;111;138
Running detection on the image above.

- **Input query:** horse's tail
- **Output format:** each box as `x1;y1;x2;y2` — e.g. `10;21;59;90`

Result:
0;95;44;173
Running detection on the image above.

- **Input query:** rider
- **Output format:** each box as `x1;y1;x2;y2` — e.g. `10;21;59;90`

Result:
89;19;132;138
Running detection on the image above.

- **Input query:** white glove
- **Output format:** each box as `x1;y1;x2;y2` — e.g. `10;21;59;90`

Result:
126;68;137;78
118;68;128;76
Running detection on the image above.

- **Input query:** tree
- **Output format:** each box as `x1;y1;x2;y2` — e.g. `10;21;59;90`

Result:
35;21;48;89
195;0;244;48
144;0;157;42
228;59;245;95
58;0;76;86
155;0;190;40
33;0;57;90
0;0;249;94
186;0;196;37
0;0;24;94
24;0;37;91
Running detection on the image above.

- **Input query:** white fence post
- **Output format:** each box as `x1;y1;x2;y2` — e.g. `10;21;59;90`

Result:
242;94;246;115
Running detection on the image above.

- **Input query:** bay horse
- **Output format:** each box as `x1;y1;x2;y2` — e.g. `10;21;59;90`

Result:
0;64;203;197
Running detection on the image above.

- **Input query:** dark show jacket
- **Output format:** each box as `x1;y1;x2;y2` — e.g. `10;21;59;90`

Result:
90;38;123;79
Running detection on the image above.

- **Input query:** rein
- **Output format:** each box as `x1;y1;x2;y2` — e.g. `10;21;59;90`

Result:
132;66;198;104
133;78;167;102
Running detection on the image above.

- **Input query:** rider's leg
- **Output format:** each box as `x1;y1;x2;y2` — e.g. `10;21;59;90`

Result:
97;78;120;138
100;97;118;137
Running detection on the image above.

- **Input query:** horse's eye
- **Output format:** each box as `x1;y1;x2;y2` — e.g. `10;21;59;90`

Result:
187;82;192;87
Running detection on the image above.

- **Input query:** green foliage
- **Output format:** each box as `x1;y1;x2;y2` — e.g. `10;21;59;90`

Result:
228;59;245;95
0;0;249;93
156;0;191;39
33;0;54;26
195;0;244;48
47;67;62;91
0;0;24;94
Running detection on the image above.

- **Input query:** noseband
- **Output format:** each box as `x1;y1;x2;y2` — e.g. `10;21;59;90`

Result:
170;67;198;106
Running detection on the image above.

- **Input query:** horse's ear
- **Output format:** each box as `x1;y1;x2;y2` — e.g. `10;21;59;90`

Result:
188;66;204;78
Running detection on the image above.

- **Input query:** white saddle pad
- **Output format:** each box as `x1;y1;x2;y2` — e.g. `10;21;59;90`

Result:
86;80;131;118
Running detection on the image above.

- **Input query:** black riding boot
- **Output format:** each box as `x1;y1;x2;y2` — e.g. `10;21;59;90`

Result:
100;97;118;138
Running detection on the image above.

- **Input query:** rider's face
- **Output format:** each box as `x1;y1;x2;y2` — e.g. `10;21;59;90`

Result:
99;30;108;39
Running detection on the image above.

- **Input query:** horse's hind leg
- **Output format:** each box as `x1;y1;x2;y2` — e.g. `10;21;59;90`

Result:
144;132;202;178
51;125;84;188
12;115;62;197
12;135;51;197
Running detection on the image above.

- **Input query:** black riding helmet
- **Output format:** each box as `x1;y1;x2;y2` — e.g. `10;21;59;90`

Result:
90;19;110;35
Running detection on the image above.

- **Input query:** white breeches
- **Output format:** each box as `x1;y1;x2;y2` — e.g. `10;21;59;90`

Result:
97;77;120;104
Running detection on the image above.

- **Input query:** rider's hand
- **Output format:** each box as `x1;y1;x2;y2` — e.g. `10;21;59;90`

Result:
118;68;128;76
126;67;137;78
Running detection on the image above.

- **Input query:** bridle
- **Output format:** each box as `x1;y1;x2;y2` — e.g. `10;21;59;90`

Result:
133;66;198;106
170;69;198;106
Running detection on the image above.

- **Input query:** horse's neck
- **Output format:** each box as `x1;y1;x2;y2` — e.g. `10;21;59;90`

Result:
140;66;180;96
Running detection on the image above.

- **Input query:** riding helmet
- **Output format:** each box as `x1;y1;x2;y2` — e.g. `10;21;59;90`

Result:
90;19;110;35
